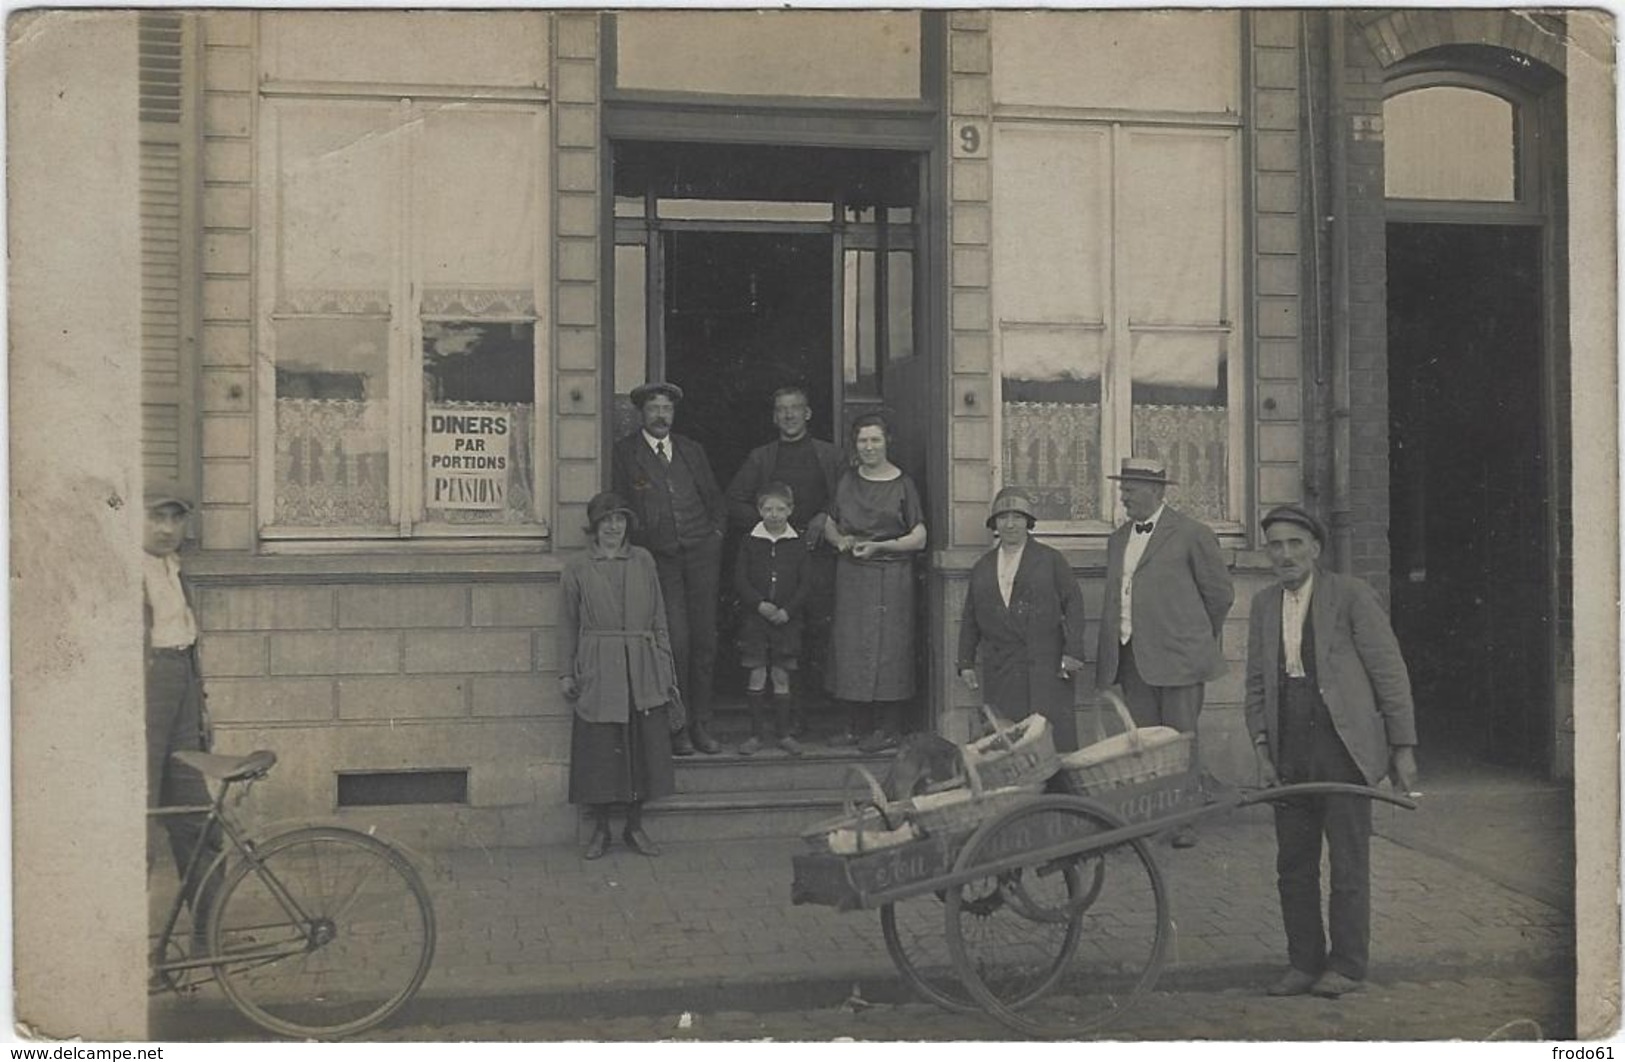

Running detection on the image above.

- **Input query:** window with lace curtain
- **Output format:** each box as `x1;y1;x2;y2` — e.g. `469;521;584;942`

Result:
991;120;1244;533
258;96;548;538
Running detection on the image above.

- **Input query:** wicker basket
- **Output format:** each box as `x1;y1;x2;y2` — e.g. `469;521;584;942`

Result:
906;749;1042;840
962;708;1061;792
1056;689;1192;796
801;765;920;854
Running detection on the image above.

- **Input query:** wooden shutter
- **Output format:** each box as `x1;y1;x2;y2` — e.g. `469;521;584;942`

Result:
138;12;197;487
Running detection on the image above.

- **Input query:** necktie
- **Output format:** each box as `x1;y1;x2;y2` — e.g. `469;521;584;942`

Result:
1134;521;1154;535
656;440;670;464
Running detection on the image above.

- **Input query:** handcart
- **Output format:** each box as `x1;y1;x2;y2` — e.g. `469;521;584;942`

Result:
790;694;1417;1039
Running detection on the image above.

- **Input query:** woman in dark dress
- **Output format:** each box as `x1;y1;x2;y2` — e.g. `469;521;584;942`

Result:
560;491;678;860
823;413;928;752
956;486;1088;752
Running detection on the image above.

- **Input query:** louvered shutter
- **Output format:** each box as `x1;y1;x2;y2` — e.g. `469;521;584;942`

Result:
138;12;196;487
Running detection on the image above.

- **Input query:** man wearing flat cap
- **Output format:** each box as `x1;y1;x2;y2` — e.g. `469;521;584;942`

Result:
143;480;221;940
1096;457;1234;846
611;382;727;755
957;486;1088;751
1247;504;1418;999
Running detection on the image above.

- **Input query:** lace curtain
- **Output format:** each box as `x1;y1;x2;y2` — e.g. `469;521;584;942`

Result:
1003;400;1229;525
1003;401;1103;523
275;398;390;526
1132;404;1229;524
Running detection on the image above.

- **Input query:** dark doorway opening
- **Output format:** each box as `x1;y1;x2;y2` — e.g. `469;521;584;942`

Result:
1387;222;1550;769
663;231;833;499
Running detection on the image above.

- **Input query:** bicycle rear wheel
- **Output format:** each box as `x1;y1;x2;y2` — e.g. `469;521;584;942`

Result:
209;827;435;1039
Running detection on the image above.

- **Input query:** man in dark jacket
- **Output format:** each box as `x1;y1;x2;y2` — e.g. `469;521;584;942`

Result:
611;382;727;755
1246;504;1418;1000
724;386;846;707
1095;457;1234;847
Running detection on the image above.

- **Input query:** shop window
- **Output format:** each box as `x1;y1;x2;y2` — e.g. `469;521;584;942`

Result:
260;97;548;539
993;121;1242;532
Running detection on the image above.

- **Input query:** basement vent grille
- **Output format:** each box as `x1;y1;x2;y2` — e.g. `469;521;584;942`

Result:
337;769;471;807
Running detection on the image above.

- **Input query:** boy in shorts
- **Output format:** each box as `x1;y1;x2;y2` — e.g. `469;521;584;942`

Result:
733;482;809;755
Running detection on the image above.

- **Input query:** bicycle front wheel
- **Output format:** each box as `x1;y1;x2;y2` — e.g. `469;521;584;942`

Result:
209;827;436;1039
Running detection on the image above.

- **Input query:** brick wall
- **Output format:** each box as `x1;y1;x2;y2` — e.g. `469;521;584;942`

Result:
199;575;574;847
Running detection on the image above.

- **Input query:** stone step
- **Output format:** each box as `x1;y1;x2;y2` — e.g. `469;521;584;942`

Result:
637;789;857;843
672;748;895;795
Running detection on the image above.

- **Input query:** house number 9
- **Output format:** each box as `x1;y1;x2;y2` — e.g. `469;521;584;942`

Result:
956;122;984;157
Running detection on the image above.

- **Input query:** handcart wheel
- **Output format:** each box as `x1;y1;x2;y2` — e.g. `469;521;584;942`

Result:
880;897;981;1013
945;796;1169;1038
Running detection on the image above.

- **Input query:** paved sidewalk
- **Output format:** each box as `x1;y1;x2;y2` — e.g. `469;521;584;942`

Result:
153;775;1578;1038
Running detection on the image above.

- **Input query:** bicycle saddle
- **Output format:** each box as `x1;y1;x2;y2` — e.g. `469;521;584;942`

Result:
172;748;277;782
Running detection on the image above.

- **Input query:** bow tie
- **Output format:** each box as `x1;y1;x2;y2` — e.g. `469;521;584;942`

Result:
1134;521;1155;535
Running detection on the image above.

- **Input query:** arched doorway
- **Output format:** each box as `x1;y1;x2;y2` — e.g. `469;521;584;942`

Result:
1382;50;1567;772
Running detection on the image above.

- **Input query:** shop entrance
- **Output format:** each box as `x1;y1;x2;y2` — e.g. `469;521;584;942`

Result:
1386;223;1551;769
610;141;927;717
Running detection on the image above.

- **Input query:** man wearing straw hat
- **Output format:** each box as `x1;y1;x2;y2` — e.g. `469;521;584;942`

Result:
1095;457;1234;848
957;486;1088;752
1247;504;1417;999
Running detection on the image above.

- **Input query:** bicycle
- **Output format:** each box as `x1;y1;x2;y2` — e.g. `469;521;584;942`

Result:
148;748;436;1039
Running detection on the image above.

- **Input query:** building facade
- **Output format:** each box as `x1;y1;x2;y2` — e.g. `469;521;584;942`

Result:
137;9;1592;847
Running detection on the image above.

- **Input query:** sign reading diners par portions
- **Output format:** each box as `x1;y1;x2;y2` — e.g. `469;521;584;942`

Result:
425;406;510;509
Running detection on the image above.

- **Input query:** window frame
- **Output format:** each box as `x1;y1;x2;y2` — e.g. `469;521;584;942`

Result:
990;115;1248;540
255;92;551;544
1384;71;1542;225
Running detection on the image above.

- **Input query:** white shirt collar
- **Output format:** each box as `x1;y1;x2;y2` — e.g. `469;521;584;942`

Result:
749;521;799;542
1285;570;1316;604
1133;504;1166;533
642;430;671;453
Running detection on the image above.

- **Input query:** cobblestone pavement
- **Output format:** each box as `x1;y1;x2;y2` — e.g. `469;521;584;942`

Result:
365;974;1574;1042
151;780;1581;1042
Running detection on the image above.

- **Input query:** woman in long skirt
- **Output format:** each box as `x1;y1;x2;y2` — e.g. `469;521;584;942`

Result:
560;491;678;860
823;413;928;752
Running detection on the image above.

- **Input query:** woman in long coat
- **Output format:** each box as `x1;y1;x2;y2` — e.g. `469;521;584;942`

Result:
956;486;1088;752
560;491;678;860
823;412;928;752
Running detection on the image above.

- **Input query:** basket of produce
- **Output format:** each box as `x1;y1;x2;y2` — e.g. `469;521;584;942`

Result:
1056;689;1192;796
801;765;921;854
905;748;1041;841
962;708;1060;792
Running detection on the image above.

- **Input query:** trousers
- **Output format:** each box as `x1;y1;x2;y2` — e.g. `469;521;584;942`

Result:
145;649;221;915
1273;673;1372;979
653;534;721;729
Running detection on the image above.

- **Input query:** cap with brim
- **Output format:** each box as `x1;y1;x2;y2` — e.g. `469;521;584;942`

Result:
1106;457;1176;485
585;491;637;530
629;381;684;408
986;486;1038;529
145;479;194;513
1260;503;1326;545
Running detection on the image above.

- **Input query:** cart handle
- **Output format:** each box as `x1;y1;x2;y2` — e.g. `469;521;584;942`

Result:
1234;782;1418;811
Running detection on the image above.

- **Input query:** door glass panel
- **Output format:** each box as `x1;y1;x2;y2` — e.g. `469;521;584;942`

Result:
613;244;648;440
1001;326;1104;523
658;199;832;223
273;317;392;526
843;249;879;397
887;251;914;362
422;321;536;525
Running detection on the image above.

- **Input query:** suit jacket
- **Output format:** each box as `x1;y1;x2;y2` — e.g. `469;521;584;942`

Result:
957;540;1086;729
611;431;726;557
1095;505;1233;688
724;436;846;532
1244;568;1418;786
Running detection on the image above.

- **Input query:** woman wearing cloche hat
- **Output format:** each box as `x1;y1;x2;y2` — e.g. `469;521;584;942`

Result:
558;491;679;859
954;486;1089;752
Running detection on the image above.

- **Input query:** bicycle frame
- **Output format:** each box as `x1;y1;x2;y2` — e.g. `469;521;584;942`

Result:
148;781;323;981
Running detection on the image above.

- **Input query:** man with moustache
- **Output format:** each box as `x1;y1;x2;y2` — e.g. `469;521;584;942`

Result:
725;386;845;705
612;382;727;755
1246;504;1418;999
1095;457;1233;848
